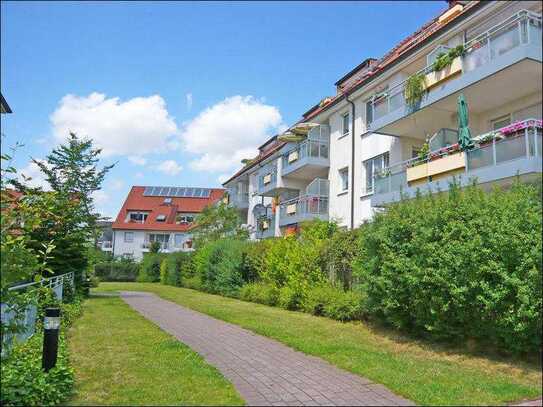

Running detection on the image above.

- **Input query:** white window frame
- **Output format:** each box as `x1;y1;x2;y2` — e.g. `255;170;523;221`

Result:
127;211;148;223
341;112;350;137
339;167;349;192
363;152;389;195
490;114;511;131
164;197;172;204
156;214;166;222
124;232;134;243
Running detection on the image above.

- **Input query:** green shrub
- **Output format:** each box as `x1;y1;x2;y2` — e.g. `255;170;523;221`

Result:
1;333;74;406
240;240;273;282
278;285;304;311
159;252;193;287
182;275;202;291
323;290;365;322
137;253;165;282
95;257;138;282
194;239;245;296
354;180;542;354
239;282;280;306
302;284;339;316
323;228;362;290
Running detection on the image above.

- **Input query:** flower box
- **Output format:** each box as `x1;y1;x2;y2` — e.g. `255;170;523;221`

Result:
263;174;272;185
286;203;297;215
288;150;299;163
424;56;462;90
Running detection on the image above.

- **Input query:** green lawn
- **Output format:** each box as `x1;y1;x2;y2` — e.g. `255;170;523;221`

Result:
96;282;542;406
67;293;244;406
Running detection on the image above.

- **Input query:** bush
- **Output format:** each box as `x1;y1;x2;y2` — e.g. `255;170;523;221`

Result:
301;284;365;321
137;253;165;282
354;180;542;354
194;239;246;297
240;240;273;283
160;252;193;287
239;282;280;306
182;275;202;291
278;285;304;311
95;257;139;282
323;228;362;290
302;284;339;316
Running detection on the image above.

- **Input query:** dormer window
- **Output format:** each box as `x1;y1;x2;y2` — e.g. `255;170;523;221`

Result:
127;212;148;223
176;213;195;224
156;214;166;222
164;197;172;204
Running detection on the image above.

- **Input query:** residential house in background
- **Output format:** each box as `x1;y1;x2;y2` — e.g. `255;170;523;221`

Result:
112;186;224;259
95;220;113;253
224;0;542;238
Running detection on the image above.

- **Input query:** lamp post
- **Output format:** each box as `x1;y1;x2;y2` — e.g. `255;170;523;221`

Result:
42;307;61;372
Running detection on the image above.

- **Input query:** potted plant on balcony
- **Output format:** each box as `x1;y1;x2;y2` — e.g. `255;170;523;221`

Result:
426;45;465;89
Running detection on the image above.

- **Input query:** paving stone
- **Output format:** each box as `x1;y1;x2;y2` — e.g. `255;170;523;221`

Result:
121;291;415;407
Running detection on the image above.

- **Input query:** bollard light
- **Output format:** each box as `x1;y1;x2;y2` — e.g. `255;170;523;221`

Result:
42;307;61;372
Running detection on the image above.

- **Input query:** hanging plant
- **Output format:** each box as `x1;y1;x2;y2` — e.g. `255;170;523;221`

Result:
404;72;426;106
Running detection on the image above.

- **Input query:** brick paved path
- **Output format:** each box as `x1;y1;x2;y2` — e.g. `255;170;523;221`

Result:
121;291;414;406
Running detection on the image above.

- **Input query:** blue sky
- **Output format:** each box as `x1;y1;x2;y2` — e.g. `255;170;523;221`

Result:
1;1;446;218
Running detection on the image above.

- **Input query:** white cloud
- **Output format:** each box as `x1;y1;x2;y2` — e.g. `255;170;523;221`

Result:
135;172;144;179
128;156;147;166
155;160;183;176
186;93;193;111
181;95;284;173
92;189;109;206
218;174;230;184
109;178;124;191
17;160;51;190
50;92;178;157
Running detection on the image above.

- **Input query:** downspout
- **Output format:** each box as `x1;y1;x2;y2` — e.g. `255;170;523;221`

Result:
345;92;356;230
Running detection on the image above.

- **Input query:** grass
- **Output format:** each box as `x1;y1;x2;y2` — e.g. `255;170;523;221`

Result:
96;282;542;406
67;293;244;406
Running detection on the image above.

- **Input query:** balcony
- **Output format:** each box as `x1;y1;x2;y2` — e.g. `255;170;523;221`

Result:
141;241;170;252
281;125;330;179
368;10;542;133
279;178;329;227
257;167;278;196
371;119;542;207
256;213;275;239
226;186;249;210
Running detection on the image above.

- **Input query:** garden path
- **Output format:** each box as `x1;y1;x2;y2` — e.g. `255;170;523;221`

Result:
121;291;414;406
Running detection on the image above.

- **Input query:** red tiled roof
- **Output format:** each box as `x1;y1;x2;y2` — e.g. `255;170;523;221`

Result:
303;1;482;121
112;186;225;231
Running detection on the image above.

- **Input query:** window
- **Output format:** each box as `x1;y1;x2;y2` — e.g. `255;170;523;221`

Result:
156;214;166;222
174;234;184;247
363;152;389;194
176;213;195;224
491;114;511;131
341;112;350;136
164;197;172;204
124;232;134;243
148;234;169;248
128;212;148;223
339;167;349;192
365;101;373;126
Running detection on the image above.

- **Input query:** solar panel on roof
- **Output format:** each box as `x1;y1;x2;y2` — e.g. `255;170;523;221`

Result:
141;186;214;198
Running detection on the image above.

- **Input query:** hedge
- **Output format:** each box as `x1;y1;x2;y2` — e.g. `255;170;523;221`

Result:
354;180;542;354
160;252;193;287
137;253;165;282
95;258;139;282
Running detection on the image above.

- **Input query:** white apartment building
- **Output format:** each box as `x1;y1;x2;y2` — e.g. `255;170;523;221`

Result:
223;0;542;237
112;186;225;259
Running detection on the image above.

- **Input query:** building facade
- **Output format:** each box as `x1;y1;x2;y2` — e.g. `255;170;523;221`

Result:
223;0;542;237
112;186;224;259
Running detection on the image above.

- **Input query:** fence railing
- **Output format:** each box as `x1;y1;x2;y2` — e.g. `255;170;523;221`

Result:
368;10;542;124
279;195;329;223
1;272;75;357
373;119;542;195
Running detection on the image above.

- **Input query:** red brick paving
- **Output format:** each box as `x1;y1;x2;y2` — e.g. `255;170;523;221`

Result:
121;291;414;406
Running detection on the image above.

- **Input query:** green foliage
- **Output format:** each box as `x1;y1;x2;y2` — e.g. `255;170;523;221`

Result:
137;254;165;283
182;275;202;291
159;252;193;287
149;241;161;254
300;284;365;321
353;180;542;354
404;72;426;107
0;333;74;406
278;285;304;311
323;228;361;290
239;282;280;306
432;45;465;72
240;239;273;283
192;202;248;248
194;239;246;296
94;257;139;282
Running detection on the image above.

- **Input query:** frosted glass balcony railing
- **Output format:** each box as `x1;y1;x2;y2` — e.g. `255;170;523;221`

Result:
374;119;543;196
227;186;249;207
368;10;542;124
279;195;329;226
281;125;330;175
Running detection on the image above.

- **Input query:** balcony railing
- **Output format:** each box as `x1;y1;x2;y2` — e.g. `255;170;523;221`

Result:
368;10;542;125
279;195;329;226
282;139;329;171
257;168;278;194
227;186;249;208
256;214;275;239
373;119;542;196
141;241;169;250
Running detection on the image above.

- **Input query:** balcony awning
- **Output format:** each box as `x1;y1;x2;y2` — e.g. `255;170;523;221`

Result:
291;122;319;136
277;131;305;143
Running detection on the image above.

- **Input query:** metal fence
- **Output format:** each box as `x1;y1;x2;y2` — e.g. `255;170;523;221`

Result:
1;272;74;357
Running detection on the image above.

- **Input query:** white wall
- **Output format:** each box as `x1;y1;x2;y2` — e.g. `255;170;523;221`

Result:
113;229;192;260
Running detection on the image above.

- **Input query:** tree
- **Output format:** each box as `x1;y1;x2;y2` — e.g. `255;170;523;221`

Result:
16;133;114;286
191;202;248;247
